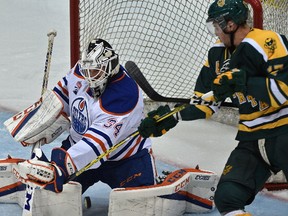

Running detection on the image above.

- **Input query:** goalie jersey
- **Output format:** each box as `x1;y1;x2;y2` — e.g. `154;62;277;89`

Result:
53;63;151;170
195;28;288;141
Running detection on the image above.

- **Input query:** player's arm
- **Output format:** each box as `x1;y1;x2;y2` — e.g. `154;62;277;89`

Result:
212;35;288;106
234;43;288;107
244;49;288;107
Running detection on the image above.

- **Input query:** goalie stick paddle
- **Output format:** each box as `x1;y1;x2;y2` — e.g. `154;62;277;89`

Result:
125;61;236;108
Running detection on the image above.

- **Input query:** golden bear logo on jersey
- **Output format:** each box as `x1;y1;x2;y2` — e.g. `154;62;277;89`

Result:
264;38;277;57
217;0;225;7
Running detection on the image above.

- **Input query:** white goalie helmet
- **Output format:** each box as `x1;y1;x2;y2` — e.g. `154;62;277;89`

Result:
80;38;120;98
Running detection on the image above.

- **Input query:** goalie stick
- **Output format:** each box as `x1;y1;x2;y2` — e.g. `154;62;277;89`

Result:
22;29;57;216
124;61;237;107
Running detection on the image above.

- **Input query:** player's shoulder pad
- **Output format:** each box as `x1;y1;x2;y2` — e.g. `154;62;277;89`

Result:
100;66;139;115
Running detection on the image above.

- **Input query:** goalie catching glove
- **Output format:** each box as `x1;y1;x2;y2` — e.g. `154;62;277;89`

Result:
12;148;76;193
138;105;178;138
212;68;246;102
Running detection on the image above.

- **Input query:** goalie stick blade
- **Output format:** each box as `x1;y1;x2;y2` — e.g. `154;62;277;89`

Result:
125;61;190;103
125;61;236;107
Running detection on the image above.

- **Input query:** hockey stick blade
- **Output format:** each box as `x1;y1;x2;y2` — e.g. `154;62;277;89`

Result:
125;61;236;107
125;61;190;103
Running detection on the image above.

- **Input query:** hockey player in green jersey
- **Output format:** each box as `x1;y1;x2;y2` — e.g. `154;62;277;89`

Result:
138;0;288;215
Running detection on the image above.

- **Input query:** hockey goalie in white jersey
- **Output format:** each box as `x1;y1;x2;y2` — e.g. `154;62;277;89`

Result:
1;38;217;215
9;38;158;193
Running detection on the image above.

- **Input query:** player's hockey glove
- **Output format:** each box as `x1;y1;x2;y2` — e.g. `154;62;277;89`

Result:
212;68;246;102
174;103;207;121
13;148;76;193
138;105;178;138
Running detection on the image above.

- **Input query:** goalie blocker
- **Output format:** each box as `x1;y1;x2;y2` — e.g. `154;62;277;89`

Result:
4;89;70;146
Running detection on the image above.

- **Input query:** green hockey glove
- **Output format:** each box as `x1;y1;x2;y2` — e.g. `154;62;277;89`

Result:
212;68;246;101
138;105;178;138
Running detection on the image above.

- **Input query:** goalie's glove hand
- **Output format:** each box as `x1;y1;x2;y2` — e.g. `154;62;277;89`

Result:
212;68;246;102
138;105;178;138
13;148;76;193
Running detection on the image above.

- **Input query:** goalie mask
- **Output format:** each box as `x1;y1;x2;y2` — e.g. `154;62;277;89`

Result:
80;38;120;99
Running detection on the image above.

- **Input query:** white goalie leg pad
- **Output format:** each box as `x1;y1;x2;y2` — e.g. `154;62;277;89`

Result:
108;168;217;216
22;182;82;216
4;89;70;146
0;157;26;204
11;182;82;216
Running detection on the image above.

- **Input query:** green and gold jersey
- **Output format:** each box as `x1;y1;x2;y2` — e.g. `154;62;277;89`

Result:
195;28;288;141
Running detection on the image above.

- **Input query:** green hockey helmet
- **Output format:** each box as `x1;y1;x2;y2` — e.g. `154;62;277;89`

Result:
206;0;248;34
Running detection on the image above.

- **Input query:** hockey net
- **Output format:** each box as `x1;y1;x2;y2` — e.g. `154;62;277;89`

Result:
70;0;288;189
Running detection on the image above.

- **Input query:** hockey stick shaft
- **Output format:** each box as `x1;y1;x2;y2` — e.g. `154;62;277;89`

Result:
125;61;236;107
31;29;57;152
41;30;57;96
31;30;57;155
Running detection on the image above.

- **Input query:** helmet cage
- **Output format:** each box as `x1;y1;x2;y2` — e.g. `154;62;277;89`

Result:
80;39;119;98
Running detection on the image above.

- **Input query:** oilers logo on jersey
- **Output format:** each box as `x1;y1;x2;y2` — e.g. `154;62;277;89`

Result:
71;97;89;134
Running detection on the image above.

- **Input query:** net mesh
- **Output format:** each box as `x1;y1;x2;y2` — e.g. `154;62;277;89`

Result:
77;0;288;102
78;0;214;100
262;0;288;36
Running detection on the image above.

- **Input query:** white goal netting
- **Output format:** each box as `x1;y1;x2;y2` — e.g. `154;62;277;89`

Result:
76;0;214;100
